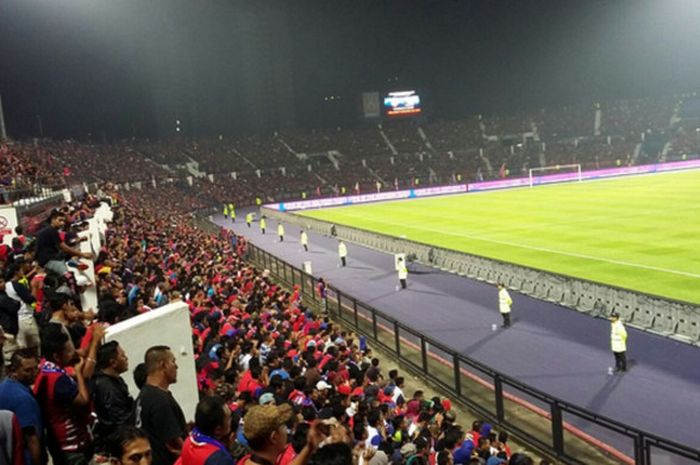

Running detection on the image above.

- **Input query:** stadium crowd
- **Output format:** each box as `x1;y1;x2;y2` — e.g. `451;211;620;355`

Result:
1;94;698;208
3;92;697;465
0;173;544;465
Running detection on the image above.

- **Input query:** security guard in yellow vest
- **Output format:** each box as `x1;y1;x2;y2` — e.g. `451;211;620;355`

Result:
338;241;347;267
277;223;285;242
228;203;235;222
260;216;267;234
397;257;408;290
300;230;309;252
498;283;513;328
610;313;628;372
223;204;229;218
246;212;253;228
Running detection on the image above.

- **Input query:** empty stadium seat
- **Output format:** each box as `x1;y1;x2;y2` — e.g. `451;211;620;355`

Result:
485;269;498;284
650;306;678;336
577;292;597;314
594;286;618;316
631;307;655;328
508;274;523;290
457;262;469;276
532;281;548;299
520;278;536;294
613;291;637;321
561;285;579;308
673;309;700;344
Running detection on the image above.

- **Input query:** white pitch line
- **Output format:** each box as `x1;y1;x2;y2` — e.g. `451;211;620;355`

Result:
335;212;700;280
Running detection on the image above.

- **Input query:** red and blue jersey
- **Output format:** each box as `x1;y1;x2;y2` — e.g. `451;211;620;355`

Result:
175;428;234;465
33;361;92;453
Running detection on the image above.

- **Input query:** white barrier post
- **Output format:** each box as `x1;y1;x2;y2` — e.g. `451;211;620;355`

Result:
105;302;199;421
78;227;98;312
0;205;19;246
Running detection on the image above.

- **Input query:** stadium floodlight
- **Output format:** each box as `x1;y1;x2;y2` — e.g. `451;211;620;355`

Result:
0;94;6;139
528;163;582;188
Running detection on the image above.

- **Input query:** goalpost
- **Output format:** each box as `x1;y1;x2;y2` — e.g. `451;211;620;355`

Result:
528;163;582;187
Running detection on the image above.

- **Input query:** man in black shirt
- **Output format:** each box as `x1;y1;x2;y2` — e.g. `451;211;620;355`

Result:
35;211;92;275
92;341;134;447
136;345;187;465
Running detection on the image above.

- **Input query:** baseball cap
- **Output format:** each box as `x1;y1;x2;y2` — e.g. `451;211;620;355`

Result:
400;443;417;457
243;404;294;441
316;380;332;391
259;392;275;405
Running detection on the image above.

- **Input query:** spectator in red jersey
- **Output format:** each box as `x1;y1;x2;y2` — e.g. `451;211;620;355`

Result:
176;396;235;465
34;323;105;465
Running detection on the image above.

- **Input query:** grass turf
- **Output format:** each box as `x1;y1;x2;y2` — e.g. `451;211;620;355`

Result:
298;169;700;304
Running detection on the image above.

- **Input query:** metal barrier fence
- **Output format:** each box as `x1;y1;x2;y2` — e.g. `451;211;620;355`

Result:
2;185;66;205
244;241;700;465
260;208;700;346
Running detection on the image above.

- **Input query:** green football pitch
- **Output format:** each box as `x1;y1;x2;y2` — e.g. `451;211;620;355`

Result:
298;169;700;304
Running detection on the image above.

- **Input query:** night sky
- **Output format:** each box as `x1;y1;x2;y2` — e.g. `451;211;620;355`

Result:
1;0;699;139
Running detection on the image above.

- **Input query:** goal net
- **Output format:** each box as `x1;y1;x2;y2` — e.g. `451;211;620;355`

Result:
528;163;582;187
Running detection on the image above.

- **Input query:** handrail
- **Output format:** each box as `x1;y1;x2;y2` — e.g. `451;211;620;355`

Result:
243;241;700;465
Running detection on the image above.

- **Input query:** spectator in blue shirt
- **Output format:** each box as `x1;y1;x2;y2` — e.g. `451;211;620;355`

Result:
0;349;43;465
128;276;146;307
443;427;474;465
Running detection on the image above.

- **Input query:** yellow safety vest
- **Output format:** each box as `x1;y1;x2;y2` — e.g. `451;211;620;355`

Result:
611;320;627;352
499;288;512;314
398;265;408;280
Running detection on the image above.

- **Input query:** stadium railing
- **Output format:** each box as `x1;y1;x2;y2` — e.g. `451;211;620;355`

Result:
0;187;71;244
243;241;700;465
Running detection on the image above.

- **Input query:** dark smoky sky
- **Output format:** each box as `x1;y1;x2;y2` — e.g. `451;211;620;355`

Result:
1;0;699;139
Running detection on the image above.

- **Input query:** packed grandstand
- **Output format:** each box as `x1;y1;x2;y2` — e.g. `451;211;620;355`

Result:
2;94;699;208
0;93;699;465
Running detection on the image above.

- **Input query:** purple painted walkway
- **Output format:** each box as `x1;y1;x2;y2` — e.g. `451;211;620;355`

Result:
214;213;700;456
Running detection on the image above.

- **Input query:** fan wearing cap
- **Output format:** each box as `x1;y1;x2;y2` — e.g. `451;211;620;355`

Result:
241;404;327;465
312;380;332;410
